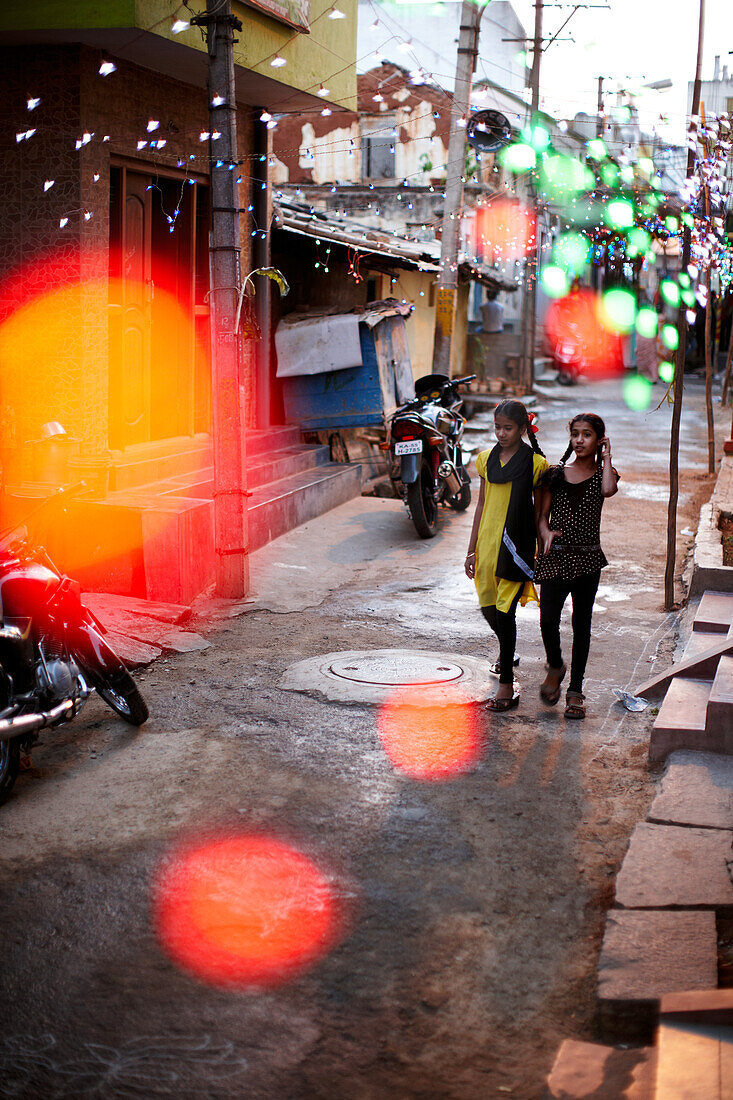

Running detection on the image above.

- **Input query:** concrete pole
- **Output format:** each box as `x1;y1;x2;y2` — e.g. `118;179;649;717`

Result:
664;0;705;610
431;0;481;376
518;0;543;392
198;0;250;597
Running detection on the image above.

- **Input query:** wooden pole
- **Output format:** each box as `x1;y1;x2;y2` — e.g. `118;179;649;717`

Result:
700;104;715;474
519;0;543;392
722;321;733;406
664;0;705;611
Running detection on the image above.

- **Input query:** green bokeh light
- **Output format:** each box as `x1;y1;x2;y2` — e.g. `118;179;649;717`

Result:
623;375;653;411
636;307;658;338
553;232;591;274
682;212;694;228
620;165;635;184
658;361;674;384
601;288;636;332
661;323;679;350
604;198;635;230
637;157;654;177
521;123;551;151
681;288;696;308
541;265;570;298
540;155;594;196
660;279;680;307
586;138;607;160
601;163;619;188
626;227;651;257
679;272;690;287
500;142;536;173
665;216;679;233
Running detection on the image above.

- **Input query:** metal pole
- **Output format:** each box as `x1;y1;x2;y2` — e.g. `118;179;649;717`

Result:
431;0;481;376
193;0;249;598
664;0;705;611
596;75;604;137
518;0;543;392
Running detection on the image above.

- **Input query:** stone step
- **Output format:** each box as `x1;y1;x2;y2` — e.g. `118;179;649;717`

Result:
247;425;303;459
694;590;733;633
614;822;733;910
597;910;718;1042
655;992;733;1098
248;462;362;552
109;437;211;492
650;678;713;763
247;444;331;492
543;1039;656;1099
647;750;733;831
706;653;733;753
636;638;732;699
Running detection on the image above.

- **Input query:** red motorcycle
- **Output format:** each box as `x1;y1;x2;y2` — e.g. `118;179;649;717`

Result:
0;486;148;804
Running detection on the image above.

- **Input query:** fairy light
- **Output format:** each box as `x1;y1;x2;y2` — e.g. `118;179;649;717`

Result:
98;61;116;76
27;97;40;111
317;85;329;97
171;19;190;33
43;179;54;191
147;119;159;132
271;55;287;67
328;6;346;17
212;94;226;107
260;111;273;122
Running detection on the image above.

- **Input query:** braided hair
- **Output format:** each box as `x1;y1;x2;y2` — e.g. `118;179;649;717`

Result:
546;412;605;489
494;399;546;457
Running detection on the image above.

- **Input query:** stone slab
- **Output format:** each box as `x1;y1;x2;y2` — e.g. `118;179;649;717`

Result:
83;591;191;625
694;590;733;633
635;640;728;698
543;1040;656;1100
102;630;162;669
597;910;717;1041
661;989;733;1025
648;751;733;831
615;823;733;910
279;648;497;704
649;678;714;764
656;1019;733;1099
82;601;208;656
690;502;733;597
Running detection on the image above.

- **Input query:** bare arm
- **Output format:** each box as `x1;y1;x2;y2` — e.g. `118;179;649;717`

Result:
600;437;619;497
464;479;485;579
536;486;561;555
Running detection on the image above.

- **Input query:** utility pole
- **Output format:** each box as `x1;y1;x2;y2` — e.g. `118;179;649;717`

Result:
518;0;543;392
664;0;705;610
432;0;481;376
192;0;249;597
596;75;604;137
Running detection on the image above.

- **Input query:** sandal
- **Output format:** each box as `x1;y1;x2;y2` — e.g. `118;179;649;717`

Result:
489;655;520;676
564;691;586;720
540;663;566;705
486;692;520;713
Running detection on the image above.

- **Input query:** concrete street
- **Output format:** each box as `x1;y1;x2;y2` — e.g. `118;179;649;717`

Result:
0;376;724;1099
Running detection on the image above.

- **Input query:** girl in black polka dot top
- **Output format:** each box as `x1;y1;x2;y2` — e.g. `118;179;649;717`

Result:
534;413;619;719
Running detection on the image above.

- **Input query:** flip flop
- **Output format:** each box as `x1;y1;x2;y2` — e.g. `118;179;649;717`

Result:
489;656;520;675
486;692;520;712
564;691;586;719
540;663;566;705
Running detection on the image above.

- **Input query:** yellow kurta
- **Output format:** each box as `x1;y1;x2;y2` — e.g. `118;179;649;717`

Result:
474;449;548;613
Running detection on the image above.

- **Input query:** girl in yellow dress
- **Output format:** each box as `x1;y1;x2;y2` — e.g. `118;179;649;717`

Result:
464;400;548;711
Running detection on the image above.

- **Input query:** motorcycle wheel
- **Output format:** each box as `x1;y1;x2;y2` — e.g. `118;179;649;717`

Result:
0;738;20;806
96;670;149;726
406;460;438;538
448;482;471;512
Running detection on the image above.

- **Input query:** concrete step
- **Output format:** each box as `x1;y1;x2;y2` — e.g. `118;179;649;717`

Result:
694;590;733;633
247;425;303;459
109;437;212;492
706;653;733;753
247;444;330;492
543;1039;656;1099
647;750;733;831
597;910;718;1042
248;462;362;552
655;992;733;1098
614;822;733;910
650;678;713;763
636;637;732;699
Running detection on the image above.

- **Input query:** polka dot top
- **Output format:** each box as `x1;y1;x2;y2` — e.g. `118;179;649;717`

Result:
534;465;613;582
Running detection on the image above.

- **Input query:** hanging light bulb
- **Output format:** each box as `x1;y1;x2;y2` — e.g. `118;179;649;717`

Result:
260;111;273;122
318;85;330;97
212;94;226;107
99;61;116;76
271;55;287;67
171;19;190;33
328;6;345;17
373;93;384;102
321;107;332;117
370;18;379;30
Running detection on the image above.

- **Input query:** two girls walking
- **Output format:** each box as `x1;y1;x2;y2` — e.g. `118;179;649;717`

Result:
465;401;618;717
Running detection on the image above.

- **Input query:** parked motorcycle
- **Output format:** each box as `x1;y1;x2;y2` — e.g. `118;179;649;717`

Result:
0;487;149;805
389;373;476;538
552;335;581;386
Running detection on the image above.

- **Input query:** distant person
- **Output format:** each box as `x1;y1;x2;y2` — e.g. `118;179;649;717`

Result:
481;291;504;334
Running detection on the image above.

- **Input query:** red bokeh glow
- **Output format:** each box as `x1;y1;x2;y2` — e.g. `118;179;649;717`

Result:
544;288;624;377
471;199;536;264
153;834;344;989
378;685;483;781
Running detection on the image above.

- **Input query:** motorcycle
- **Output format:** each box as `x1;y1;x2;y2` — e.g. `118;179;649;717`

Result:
552;336;581;386
0;486;149;805
389;373;476;538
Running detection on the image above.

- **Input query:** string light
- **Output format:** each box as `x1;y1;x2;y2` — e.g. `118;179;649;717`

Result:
171;19;190;33
27;97;41;111
98;61;116;76
317;85;330;97
328;6;346;18
271;56;287;68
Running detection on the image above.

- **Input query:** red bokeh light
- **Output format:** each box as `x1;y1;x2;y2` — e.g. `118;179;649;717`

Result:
378;685;483;781
471;199;536;264
153;834;344;989
544;288;624;377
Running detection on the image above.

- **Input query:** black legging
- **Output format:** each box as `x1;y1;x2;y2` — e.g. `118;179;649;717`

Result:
481;589;522;685
539;571;601;694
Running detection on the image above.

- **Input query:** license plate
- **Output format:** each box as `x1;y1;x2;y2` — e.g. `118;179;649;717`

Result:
394;440;423;455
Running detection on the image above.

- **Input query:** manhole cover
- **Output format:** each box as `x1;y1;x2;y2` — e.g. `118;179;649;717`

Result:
329;654;464;686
